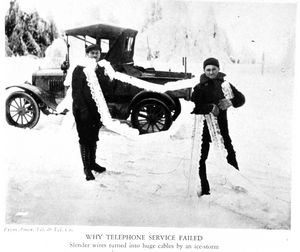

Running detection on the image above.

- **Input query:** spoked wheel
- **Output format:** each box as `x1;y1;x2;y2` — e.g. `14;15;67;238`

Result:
131;99;172;134
6;91;40;128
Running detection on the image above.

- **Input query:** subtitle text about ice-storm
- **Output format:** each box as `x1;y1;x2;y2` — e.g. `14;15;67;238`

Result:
69;233;220;250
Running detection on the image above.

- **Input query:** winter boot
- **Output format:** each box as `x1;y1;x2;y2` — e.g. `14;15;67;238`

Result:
199;161;210;195
80;144;95;181
226;153;239;171
90;144;106;173
223;134;239;171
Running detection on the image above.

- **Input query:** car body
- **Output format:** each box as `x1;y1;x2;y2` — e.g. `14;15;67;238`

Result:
5;23;193;134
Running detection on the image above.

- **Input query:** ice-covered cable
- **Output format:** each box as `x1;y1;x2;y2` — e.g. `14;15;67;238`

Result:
59;59;199;137
204;114;227;156
98;60;199;92
83;60;139;139
203;81;234;156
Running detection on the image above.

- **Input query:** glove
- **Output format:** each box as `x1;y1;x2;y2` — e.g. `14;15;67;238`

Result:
211;104;220;116
218;98;232;110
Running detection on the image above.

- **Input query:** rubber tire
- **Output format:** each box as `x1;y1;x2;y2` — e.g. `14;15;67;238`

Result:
164;92;181;121
170;96;181;121
131;99;172;134
6;91;40;129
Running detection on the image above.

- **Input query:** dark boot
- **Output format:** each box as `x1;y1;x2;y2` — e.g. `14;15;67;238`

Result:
90;144;106;173
80;144;95;181
222;130;239;171
227;153;239;170
199;161;210;195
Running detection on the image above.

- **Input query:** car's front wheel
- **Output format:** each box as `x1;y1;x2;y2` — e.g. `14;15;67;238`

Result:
131;98;172;134
6;91;40;128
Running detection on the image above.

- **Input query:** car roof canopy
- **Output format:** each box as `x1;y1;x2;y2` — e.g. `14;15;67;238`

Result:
65;23;138;65
65;23;137;40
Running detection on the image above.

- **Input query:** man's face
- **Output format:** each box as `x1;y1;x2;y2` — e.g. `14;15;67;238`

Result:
87;49;101;62
204;65;219;79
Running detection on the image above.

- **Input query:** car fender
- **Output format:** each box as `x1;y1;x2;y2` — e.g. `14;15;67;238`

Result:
6;82;58;110
129;91;176;113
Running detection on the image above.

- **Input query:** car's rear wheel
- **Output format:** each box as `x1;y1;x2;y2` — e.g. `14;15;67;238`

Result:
6;91;40;128
131;99;172;134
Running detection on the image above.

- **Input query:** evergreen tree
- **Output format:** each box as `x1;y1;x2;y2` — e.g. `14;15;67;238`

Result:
5;35;13;56
5;0;58;57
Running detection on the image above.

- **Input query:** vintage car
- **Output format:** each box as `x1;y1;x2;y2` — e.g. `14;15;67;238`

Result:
5;23;193;134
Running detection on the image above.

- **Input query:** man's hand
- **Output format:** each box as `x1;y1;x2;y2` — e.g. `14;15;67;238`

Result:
211;104;220;116
218;98;232;110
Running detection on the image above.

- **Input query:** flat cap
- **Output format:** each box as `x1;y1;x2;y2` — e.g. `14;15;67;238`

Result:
85;44;101;53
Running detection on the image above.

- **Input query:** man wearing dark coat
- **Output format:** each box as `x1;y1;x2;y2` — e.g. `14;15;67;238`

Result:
72;44;110;181
191;57;245;195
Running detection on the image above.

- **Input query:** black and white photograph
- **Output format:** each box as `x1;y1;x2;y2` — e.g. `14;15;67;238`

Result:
0;0;299;251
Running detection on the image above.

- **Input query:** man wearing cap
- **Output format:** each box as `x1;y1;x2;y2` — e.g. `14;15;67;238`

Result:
72;44;110;181
191;57;245;195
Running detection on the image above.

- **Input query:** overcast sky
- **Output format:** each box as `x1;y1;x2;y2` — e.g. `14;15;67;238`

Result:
1;0;298;64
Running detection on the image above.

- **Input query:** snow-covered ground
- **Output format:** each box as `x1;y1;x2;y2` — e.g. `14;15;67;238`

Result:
2;62;293;231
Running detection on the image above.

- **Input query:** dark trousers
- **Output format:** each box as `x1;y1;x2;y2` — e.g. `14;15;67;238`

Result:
73;109;101;145
199;119;238;192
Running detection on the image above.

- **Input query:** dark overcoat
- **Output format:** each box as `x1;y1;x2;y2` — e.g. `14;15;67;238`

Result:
191;72;245;146
191;72;245;115
72;65;110;145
